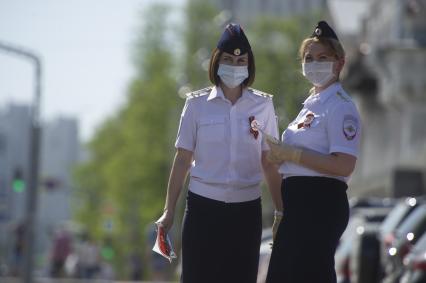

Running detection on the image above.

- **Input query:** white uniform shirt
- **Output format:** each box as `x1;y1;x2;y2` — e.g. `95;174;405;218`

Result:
279;82;361;183
175;86;279;203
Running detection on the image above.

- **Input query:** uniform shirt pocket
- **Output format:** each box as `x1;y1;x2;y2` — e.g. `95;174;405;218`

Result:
198;116;226;142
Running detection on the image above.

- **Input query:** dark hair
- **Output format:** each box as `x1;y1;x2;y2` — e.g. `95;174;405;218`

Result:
208;48;256;87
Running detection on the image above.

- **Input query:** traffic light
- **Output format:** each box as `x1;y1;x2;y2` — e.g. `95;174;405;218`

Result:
12;168;25;193
101;245;115;261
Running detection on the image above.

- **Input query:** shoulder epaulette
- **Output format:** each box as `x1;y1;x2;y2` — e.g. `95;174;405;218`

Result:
186;87;212;98
336;91;351;102
248;88;273;98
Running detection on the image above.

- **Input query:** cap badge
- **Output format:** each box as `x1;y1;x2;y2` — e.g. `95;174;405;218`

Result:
234;48;241;56
314;27;322;37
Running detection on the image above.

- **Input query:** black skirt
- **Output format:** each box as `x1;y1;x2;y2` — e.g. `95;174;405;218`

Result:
181;191;262;283
266;176;349;283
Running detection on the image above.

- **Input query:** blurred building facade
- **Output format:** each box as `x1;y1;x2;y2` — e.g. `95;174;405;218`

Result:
340;0;426;197
0;103;80;274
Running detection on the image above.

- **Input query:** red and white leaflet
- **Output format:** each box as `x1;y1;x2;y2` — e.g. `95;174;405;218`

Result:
250;120;280;144
152;223;177;263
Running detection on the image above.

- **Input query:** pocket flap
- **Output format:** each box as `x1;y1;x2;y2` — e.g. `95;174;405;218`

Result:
199;116;226;126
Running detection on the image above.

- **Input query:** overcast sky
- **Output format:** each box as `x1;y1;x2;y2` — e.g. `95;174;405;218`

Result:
0;0;184;142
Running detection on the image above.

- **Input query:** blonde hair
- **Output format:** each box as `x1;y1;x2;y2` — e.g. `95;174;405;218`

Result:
298;37;345;61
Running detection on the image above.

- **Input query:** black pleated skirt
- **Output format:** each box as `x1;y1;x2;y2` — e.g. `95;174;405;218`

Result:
266;176;349;283
181;191;262;283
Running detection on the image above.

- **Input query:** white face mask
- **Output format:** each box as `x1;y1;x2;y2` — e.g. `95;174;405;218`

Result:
302;61;335;87
217;64;249;89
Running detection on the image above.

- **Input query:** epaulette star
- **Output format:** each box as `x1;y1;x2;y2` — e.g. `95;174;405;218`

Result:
186;87;212;98
248;88;273;98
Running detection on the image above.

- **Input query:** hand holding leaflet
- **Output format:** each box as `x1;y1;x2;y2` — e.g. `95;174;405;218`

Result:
250;119;281;145
152;223;177;263
252;120;303;164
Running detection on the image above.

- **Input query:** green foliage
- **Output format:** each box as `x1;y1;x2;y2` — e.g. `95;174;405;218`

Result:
180;0;220;89
73;3;180;279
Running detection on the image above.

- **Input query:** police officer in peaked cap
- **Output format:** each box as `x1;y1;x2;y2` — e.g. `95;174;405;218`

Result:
265;20;361;283
156;23;283;283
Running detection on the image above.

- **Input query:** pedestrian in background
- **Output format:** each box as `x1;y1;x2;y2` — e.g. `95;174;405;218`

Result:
265;21;361;283
75;232;100;279
49;225;72;278
156;22;282;283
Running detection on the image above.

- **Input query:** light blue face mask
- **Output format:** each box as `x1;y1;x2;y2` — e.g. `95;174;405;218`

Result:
302;61;335;87
217;64;249;88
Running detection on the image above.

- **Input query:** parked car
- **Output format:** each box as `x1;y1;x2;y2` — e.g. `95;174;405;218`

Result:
383;203;426;283
400;232;426;283
336;207;392;283
350;222;382;283
379;197;426;277
349;207;393;283
349;197;395;212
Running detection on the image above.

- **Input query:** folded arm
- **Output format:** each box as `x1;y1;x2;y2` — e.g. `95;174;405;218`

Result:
267;141;356;177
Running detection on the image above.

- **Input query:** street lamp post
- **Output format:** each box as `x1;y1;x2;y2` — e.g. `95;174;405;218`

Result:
0;41;42;283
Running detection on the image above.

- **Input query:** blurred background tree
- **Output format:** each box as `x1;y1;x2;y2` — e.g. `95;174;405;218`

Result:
74;3;179;279
179;0;221;90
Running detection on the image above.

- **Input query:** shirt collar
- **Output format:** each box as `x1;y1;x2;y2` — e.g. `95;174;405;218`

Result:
303;82;341;105
207;86;223;101
207;86;255;102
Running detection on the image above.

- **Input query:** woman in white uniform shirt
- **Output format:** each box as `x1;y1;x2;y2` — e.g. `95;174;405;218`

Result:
265;21;361;283
156;23;282;283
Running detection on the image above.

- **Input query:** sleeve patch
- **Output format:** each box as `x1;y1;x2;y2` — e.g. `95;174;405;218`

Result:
342;115;358;140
